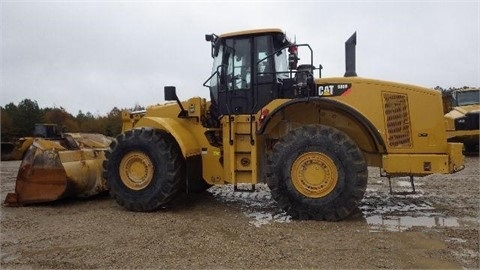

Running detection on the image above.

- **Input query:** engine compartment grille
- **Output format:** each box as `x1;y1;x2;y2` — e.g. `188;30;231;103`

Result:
383;93;412;148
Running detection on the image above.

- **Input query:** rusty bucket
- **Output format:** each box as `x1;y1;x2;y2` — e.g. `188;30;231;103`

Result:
4;133;112;206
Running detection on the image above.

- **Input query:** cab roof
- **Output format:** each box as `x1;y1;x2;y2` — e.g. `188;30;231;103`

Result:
219;28;284;38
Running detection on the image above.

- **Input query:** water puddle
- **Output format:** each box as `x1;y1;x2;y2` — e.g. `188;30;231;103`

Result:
361;186;461;232
209;184;460;230
366;215;459;232
244;211;292;227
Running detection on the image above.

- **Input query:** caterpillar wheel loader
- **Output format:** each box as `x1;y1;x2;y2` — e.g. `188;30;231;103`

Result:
103;28;464;221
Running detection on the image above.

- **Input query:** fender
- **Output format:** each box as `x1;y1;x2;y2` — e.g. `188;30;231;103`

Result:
135;117;202;158
257;97;386;152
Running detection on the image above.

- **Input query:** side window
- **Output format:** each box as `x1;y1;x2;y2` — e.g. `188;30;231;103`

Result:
274;49;289;78
256;36;273;75
272;33;290;80
226;38;251;90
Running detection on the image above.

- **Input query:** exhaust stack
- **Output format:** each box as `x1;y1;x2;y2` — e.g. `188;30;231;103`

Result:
344;32;357;77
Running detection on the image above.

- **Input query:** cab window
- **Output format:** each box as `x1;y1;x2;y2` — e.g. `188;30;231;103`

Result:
256;36;273;75
225;38;251;90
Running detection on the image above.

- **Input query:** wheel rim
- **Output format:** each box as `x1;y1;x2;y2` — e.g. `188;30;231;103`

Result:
119;151;154;190
291;152;338;198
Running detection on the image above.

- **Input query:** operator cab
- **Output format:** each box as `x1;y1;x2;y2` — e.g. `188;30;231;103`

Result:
204;28;316;116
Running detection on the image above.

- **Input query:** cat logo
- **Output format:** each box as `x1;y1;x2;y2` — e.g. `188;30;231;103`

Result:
318;85;335;96
318;83;352;96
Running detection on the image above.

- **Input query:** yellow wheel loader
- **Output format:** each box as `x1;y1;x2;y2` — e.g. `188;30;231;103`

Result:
102;29;464;221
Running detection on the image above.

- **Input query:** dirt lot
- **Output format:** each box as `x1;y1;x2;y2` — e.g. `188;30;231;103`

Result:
1;157;479;269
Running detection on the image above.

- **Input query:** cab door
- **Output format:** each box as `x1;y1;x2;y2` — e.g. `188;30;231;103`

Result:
216;35;279;115
217;38;253;115
253;35;277;113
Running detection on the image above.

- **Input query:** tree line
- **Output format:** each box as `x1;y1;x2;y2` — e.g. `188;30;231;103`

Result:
1;99;143;142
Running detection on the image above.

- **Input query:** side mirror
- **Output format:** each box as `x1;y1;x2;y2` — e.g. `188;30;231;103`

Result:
164;86;178;101
205;33;219;57
164;86;188;118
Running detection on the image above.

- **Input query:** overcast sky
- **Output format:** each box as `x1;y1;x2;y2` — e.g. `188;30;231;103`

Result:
1;1;479;116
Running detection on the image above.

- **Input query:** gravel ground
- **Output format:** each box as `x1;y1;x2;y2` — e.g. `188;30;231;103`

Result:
0;157;479;269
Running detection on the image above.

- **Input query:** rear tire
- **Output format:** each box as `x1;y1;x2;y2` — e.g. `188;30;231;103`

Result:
104;128;184;212
267;125;367;221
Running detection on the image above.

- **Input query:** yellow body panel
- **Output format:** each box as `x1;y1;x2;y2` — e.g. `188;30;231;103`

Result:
382;154;450;175
382;142;464;175
201;145;225;184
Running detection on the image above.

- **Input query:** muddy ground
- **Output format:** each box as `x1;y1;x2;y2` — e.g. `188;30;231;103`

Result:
0;157;479;269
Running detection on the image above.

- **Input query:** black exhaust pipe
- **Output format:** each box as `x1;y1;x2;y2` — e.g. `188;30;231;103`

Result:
344;32;357;77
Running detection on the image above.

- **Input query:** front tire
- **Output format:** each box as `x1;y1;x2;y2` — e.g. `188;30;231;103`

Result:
104;128;184;212
267;125;367;221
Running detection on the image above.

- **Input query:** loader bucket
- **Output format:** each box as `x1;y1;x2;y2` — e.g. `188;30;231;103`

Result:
4;133;112;206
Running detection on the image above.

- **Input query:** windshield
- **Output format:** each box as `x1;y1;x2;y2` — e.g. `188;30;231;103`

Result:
455;90;480;106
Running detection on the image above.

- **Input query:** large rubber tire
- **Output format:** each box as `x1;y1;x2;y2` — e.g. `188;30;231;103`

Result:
103;128;185;212
266;125;368;221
